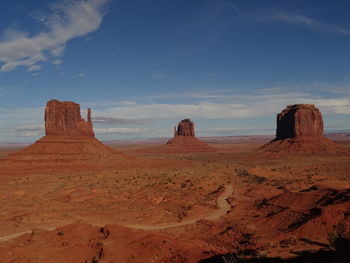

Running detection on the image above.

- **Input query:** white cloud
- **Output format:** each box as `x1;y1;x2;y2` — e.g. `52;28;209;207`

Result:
92;98;350;120
1;54;46;72
0;0;108;72
0;84;349;141
94;127;147;134
27;65;42;72
91;87;350;120
73;73;86;78
8;125;44;137
117;100;137;106
52;59;63;65
93;116;153;125
261;11;350;36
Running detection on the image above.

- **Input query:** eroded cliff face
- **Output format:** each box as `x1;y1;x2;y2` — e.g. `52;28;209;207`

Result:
276;104;323;139
45;99;94;137
174;119;195;137
262;104;344;154
6;99;131;166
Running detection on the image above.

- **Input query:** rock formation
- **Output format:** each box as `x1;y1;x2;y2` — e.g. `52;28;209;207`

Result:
45;99;94;137
262;104;344;154
7;99;128;167
275;104;323;139
166;119;215;153
174;119;195;137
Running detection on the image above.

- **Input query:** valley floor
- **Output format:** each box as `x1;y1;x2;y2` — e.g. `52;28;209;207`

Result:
0;140;349;262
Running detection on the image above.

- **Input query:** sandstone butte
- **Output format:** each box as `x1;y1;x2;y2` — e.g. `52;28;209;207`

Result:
165;119;216;153
45;99;95;137
261;104;345;154
6;99;128;166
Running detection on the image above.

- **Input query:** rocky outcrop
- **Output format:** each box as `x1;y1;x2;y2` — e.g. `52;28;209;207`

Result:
276;104;323;139
7;99;129;167
174;119;195;137
262;104;344;154
45;99;94;137
166;119;215;153
255;186;350;243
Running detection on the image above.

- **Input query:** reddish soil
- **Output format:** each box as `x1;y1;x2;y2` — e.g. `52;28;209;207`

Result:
0;139;349;262
7;136;125;163
261;136;346;154
0;136;190;176
165;136;217;153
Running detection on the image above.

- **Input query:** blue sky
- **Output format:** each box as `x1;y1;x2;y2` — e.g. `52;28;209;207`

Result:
0;0;349;142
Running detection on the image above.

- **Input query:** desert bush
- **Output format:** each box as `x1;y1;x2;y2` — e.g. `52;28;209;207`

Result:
237;169;266;184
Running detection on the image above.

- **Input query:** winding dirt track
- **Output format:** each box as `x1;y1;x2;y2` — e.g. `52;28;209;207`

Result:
0;185;233;241
125;185;233;230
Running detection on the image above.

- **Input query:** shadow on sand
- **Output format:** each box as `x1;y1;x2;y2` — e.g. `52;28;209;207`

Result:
198;238;350;263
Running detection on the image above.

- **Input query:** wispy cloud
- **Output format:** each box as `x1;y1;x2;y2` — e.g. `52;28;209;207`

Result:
52;59;63;65
227;1;241;18
0;125;44;137
94;127;149;134
0;0;108;72
73;73;86;78
0;82;349;141
0;106;43;123
151;72;171;80
90;81;350;119
92;97;350;120
27;65;42;72
259;11;350;36
92;116;154;125
0;85;20;96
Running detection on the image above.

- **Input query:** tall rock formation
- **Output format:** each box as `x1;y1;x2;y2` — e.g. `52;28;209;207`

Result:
45;100;94;137
262;104;344;154
166;119;215;153
7;99;129;167
174;119;195;137
276;104;323;139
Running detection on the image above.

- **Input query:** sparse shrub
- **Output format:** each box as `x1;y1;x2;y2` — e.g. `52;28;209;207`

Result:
237;169;266;184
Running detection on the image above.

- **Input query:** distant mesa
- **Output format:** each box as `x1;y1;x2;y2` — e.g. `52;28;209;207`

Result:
165;119;215;153
275;104;323;139
261;104;345;154
7;99;127;166
174;119;195;137
45;99;94;137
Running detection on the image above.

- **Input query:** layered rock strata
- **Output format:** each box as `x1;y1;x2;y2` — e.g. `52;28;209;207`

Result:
45;99;94;137
7;99;127;166
262;104;344;154
174;119;195;137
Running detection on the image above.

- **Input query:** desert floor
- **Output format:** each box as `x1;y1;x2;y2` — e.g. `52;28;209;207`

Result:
0;139;349;262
